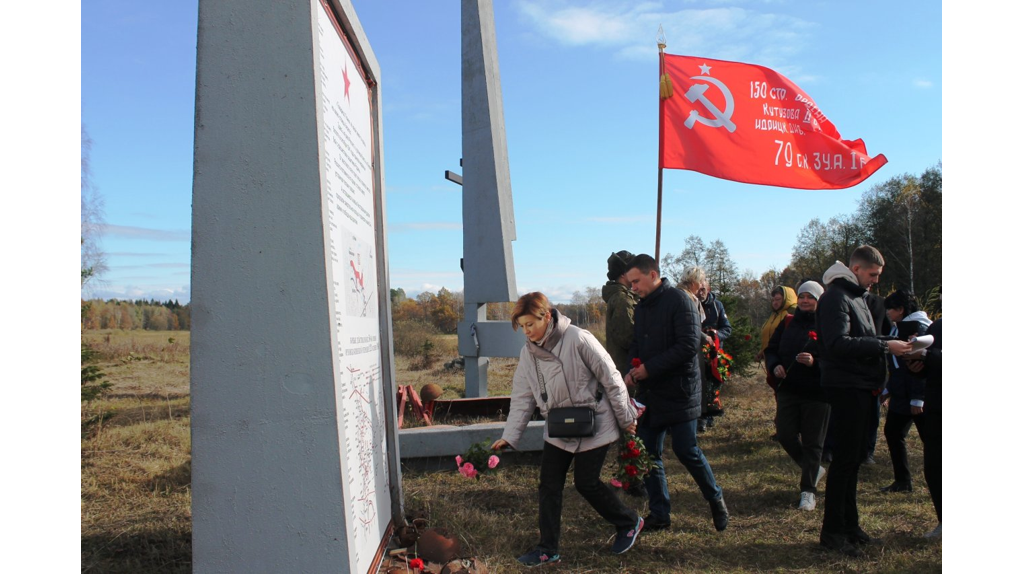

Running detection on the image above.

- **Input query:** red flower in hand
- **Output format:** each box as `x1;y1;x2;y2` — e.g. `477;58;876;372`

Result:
627;440;636;450
625;464;639;477
631;358;642;369
744;334;752;341
409;558;425;570
808;331;819;341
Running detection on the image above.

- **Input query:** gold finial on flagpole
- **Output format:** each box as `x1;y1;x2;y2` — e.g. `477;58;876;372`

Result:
658;25;673;99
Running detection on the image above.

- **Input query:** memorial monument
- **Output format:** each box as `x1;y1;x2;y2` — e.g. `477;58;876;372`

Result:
191;1;401;571
448;0;524;397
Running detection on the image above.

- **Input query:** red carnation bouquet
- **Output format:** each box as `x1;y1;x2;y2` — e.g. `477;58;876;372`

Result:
609;432;654;491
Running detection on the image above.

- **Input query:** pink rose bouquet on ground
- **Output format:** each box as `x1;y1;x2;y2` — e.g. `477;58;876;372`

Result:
454;439;501;479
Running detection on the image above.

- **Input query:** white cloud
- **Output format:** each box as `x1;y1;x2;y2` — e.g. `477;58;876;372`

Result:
913;78;933;88
514;1;816;69
101;224;190;241
111;262;190;270
518;284;581;304
86;284;191;302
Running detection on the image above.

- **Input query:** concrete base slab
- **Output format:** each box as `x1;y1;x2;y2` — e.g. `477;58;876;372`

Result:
398;420;545;459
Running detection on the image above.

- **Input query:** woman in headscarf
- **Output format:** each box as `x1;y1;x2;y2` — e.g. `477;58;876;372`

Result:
759;285;798;361
491;292;641;566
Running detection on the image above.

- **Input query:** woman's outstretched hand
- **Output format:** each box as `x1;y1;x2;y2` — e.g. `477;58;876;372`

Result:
491;438;510;451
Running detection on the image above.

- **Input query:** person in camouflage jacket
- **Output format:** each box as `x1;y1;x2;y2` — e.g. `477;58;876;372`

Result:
603;250;638;377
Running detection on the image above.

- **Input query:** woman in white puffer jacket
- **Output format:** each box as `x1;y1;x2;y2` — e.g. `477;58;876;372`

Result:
491;292;641;566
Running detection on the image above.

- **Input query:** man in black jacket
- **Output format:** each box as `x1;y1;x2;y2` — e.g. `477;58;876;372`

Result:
816;246;912;557
623;254;728;533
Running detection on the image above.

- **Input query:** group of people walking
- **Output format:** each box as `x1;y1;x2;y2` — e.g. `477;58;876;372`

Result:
491;245;941;566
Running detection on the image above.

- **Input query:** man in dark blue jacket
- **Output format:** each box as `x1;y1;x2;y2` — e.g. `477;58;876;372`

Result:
816;246;912;557
698;281;733;431
624;254;728;533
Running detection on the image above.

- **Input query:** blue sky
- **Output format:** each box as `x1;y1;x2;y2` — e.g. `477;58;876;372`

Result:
79;0;941;303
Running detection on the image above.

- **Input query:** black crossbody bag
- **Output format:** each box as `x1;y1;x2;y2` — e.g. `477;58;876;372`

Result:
535;356;602;438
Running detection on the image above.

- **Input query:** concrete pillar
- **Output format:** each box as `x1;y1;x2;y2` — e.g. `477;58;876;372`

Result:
191;1;400;571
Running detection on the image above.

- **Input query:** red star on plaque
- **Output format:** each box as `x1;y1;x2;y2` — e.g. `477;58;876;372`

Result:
343;64;351;102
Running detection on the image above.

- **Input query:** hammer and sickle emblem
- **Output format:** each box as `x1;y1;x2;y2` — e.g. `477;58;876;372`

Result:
683;75;737;133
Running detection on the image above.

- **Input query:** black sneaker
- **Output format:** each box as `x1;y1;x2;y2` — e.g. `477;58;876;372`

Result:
710;497;729;531
862;455;877;465
644;514;671;531
516;548;561;567
820;539;864;558
820;532;864;558
847;528;882;546
611;516;644;554
880;481;913;493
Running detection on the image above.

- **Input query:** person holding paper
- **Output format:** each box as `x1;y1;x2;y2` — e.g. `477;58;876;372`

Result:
906;317;942;539
815;246;913;557
879;290;932;494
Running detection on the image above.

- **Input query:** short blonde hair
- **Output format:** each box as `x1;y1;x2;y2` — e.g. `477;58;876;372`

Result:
511;292;551;330
681;266;707;289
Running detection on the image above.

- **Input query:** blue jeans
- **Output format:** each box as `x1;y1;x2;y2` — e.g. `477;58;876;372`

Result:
638;418;723;520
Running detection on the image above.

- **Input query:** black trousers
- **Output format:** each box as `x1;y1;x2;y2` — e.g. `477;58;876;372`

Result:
821;387;875;540
866;395;880;457
775;391;830;493
917;409;942;521
537;441;638;553
883;410;924;485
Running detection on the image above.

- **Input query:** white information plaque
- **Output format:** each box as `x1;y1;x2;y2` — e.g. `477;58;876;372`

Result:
315;1;390;571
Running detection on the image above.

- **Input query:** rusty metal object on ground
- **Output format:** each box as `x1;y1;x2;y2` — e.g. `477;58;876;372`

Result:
417;527;462;563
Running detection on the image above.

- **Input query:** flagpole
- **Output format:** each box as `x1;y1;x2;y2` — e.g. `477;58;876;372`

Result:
655;28;667;265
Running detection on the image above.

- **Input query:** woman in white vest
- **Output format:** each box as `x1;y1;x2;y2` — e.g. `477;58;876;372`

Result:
491;292;641;566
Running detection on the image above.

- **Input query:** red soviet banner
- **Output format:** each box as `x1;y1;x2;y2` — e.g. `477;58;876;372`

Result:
660;54;887;189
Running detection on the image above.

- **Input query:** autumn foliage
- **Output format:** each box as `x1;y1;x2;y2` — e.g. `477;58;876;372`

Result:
82;299;190;331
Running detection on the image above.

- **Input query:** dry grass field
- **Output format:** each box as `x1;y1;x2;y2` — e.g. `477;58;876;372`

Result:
81;331;941;572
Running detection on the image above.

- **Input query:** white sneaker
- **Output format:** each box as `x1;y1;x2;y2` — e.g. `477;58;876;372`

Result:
924;523;942;539
798;491;816;511
814;466;826;488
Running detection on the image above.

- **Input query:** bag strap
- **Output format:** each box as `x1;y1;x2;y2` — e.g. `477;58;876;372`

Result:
533;354;550;404
532;353;602;407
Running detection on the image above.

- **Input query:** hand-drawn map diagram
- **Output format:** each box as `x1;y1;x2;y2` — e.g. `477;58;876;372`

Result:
344;233;377;318
314;2;391;572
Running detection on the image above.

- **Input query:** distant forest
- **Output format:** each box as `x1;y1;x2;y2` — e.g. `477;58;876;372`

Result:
81;299;190;331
